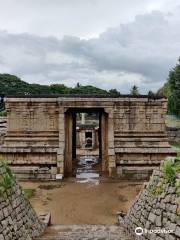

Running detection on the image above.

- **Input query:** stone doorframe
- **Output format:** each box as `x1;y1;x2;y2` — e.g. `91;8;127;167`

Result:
57;104;116;177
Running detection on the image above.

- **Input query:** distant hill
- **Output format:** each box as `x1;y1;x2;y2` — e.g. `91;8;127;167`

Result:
0;74;52;95
0;73;112;96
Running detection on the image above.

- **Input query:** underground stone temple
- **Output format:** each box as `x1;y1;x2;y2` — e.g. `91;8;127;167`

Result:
0;95;176;179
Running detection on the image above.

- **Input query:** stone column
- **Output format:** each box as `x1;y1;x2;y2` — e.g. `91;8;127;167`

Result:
64;111;73;175
105;108;116;177
81;113;85;124
57;107;65;175
101;112;108;172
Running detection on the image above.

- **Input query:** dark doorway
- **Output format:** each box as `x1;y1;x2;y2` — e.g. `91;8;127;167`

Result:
64;108;107;176
73;109;101;176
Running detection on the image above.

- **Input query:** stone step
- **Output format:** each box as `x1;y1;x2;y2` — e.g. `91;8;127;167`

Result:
35;225;132;240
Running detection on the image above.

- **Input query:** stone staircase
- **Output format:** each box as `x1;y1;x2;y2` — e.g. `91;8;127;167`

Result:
35;225;133;240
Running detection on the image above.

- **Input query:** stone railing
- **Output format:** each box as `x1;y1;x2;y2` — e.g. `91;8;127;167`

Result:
0;162;45;240
119;159;180;240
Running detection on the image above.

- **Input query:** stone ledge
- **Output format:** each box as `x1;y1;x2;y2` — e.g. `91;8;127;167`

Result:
0;147;59;153
115;147;177;153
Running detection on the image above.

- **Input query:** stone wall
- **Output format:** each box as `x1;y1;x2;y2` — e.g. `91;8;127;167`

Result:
167;127;180;144
0;162;45;240
0;96;176;179
121;160;180;240
114;99;175;179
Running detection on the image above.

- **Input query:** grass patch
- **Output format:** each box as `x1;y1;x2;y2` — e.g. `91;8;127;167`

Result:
150;184;164;196
161;160;176;184
0;161;14;197
23;188;35;199
172;143;180;149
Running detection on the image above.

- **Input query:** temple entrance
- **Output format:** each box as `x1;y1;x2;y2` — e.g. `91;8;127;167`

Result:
64;108;108;177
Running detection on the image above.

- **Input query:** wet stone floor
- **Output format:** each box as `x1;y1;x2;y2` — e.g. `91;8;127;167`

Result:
75;155;100;184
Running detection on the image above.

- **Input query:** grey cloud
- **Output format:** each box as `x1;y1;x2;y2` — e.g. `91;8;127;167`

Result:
0;0;161;38
0;10;180;93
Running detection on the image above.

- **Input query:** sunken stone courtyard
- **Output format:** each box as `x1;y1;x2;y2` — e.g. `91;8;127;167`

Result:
0;95;180;240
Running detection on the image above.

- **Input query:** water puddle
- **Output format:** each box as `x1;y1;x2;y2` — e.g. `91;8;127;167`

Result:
76;156;100;185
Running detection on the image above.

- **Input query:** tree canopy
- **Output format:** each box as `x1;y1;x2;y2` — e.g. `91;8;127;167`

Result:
168;58;180;117
157;58;180;117
0;73;111;96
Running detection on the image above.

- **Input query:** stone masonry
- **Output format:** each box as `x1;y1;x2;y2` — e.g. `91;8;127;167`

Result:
121;163;180;240
0;162;45;240
0;95;176;179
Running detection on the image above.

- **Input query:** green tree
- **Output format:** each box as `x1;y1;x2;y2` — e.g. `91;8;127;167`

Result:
76;82;81;88
157;82;173;114
168;58;180;117
148;90;154;96
130;85;139;96
108;88;121;96
0;73;110;96
148;90;157;97
70;85;107;95
50;84;70;94
157;82;171;98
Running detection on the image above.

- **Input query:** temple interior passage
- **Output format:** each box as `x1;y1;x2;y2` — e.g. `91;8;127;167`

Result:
72;110;102;180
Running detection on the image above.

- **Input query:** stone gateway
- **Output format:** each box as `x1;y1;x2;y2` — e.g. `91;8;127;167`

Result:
0;95;176;179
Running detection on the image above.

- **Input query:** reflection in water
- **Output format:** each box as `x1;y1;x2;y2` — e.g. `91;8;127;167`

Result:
76;156;100;185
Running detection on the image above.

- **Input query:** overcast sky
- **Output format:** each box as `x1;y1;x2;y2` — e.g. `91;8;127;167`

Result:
0;0;180;93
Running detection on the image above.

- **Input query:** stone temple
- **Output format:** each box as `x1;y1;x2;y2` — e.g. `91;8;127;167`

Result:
0;95;176;179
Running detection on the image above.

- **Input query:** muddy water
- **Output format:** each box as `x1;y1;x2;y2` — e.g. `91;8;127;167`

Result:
20;179;143;225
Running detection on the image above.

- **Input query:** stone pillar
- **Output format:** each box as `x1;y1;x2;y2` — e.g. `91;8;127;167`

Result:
101;112;108;172
81;113;85;124
105;108;116;177
57;107;65;175
64;111;73;175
